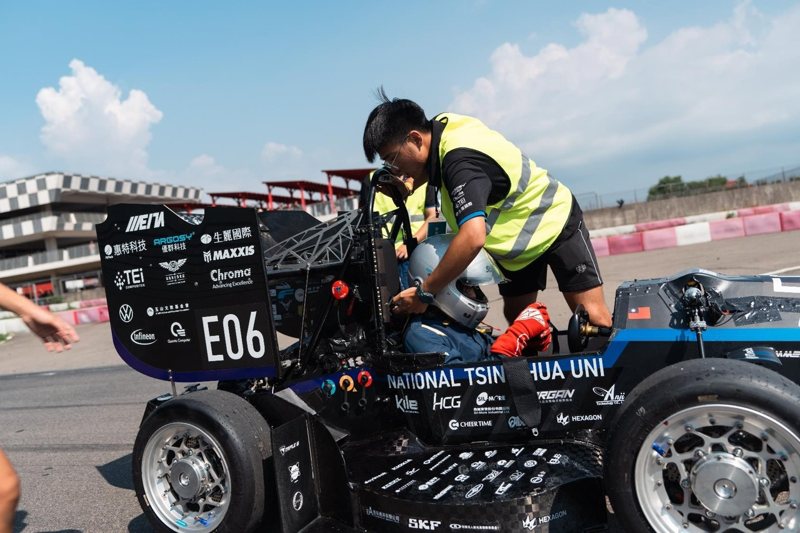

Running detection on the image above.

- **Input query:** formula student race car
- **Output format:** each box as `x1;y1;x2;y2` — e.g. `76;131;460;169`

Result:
97;173;800;532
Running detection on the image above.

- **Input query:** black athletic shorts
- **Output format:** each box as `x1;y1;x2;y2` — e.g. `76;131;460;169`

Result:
497;198;603;296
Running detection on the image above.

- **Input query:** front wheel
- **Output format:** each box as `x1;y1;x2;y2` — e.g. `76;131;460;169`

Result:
606;358;800;532
133;390;271;532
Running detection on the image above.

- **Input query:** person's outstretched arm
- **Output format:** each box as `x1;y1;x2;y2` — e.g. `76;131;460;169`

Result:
0;283;79;352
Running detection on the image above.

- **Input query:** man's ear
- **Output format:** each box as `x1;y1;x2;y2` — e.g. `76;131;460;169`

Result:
408;130;424;149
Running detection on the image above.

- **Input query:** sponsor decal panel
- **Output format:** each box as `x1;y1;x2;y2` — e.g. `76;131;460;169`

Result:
160;259;188;286
203;245;255;263
395;479;416;494
104;239;146;259
365;506;400;524
449;419;492;431
288;463;300;483
386;357;604;390
118;304;133;323
153;232;194;253
572;413;603;422
449;524;500;531
126;212;164;232
210;267;254;290
279;441;299;455
522;510;568;530
131;329;156;346
168;321;190;344
291;491;303;511
777;350;800;359
433;392;461;410
201;227;253;245
409;518;443;530
147;303;190;316
594;384;625;406
395;395;419;414
114;268;145;290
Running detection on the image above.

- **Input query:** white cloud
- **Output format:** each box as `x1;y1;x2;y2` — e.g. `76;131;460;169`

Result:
450;4;800;190
0;154;33;180
261;141;303;161
36;59;163;178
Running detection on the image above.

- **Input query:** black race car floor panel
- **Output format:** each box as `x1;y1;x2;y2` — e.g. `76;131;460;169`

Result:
342;431;607;532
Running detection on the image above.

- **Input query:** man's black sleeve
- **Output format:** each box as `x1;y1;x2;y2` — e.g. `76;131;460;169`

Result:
441;148;510;226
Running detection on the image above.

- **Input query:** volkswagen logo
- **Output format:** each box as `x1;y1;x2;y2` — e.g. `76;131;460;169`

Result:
119;304;133;323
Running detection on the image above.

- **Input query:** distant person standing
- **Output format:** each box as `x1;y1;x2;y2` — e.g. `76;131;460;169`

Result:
0;283;79;533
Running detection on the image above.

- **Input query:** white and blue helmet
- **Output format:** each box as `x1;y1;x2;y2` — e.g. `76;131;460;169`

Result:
408;233;506;328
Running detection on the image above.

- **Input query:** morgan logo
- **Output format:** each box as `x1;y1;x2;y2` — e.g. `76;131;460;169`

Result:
126;212;164;232
130;329;156;346
409;518;442;530
594;384;626;406
118;304;133;323
203;245;255;263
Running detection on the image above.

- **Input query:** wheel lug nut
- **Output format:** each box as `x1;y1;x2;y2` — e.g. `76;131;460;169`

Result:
745;508;755;518
760;477;770;487
681;479;690;488
685;425;694;432
733;448;743;457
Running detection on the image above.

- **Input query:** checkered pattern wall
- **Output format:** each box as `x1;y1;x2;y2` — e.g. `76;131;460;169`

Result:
0;172;202;213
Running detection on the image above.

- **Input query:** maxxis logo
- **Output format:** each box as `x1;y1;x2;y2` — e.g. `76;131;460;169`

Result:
119;304;133;323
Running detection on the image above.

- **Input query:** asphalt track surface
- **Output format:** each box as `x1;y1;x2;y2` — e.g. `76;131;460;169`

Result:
0;231;798;532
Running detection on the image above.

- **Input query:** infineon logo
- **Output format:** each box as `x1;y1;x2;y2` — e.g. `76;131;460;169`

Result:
130;329;156;346
126;212;165;232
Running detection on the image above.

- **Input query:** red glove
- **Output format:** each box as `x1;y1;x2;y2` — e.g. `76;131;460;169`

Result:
491;303;551;357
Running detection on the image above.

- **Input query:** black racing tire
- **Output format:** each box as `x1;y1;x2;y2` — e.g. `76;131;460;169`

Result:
605;358;800;533
133;390;271;533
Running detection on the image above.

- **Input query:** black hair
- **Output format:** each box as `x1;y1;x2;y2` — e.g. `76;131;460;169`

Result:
362;87;430;162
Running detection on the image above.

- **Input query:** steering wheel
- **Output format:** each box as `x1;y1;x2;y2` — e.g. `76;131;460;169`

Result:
567;304;590;353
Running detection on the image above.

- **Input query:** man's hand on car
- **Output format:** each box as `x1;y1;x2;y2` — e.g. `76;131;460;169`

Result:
390;286;428;315
491;302;551;357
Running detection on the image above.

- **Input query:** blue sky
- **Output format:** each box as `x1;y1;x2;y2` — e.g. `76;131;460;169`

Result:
1;1;799;203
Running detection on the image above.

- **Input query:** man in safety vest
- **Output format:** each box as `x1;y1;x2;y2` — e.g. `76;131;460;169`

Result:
362;91;612;328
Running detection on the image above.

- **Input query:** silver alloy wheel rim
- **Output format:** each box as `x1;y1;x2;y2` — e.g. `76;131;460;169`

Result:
141;422;232;532
635;404;800;532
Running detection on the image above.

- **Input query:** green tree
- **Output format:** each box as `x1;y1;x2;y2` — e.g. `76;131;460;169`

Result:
647;176;684;200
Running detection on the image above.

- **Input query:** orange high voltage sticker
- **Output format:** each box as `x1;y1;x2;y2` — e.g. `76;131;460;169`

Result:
628;307;652;320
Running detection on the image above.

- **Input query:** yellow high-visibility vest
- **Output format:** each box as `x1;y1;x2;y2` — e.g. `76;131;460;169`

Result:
435;113;572;271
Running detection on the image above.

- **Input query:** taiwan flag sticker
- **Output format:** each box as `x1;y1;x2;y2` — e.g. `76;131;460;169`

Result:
628;307;651;320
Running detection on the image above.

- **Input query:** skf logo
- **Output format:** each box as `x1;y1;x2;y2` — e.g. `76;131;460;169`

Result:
408;518;442;530
126;212;164;232
522;515;537;530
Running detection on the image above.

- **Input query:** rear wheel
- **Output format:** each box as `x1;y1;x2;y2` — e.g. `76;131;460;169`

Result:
606;358;800;532
133;390;271;532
